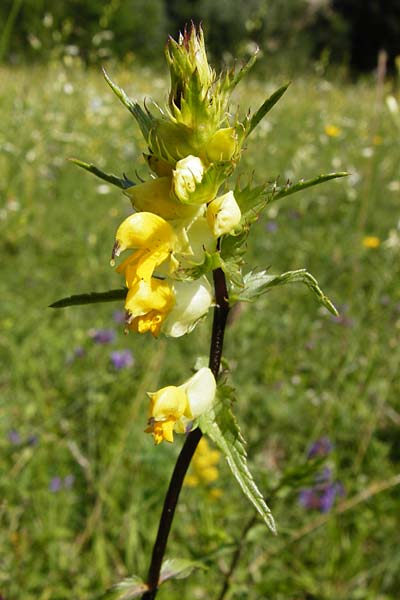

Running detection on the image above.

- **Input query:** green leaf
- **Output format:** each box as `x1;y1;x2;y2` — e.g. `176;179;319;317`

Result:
104;576;148;600
178;251;222;280
49;288;127;309
228;50;259;91
102;68;153;141
247;82;291;137
220;256;244;288
159;558;206;584
199;398;276;533
234;182;269;227
271;172;348;202
69;158;134;189
230;269;338;315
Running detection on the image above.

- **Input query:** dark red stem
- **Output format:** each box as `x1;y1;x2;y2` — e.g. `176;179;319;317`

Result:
142;267;230;599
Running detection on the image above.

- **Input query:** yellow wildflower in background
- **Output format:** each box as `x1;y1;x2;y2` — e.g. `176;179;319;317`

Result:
362;236;381;249
185;437;221;493
324;124;341;138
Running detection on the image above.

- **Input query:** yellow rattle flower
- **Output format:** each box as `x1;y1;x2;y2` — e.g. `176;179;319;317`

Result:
146;367;216;444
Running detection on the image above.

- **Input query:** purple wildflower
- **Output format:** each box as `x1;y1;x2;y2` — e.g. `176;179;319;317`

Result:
8;430;21;445
49;475;75;492
110;349;134;370
49;476;63;492
90;328;116;344
307;437;333;459
299;470;344;513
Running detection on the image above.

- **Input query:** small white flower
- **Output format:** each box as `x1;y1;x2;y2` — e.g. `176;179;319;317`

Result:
172;155;204;203
206;191;241;237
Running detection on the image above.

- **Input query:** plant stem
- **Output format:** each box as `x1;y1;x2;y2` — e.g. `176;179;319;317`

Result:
142;267;230;599
216;515;257;600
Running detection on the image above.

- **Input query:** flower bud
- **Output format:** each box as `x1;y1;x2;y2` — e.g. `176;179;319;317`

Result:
206;128;239;163
172;155;204;204
206;191;242;237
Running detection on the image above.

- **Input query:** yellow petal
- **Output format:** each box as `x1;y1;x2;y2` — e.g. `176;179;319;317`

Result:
148;385;188;421
113;212;175;258
146;419;176;444
125;178;197;220
125;279;175;337
113;212;176;284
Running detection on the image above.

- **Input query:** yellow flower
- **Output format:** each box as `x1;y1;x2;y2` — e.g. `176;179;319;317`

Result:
125;178;197;220
372;135;383;146
185;438;221;489
324;124;341;138
206;191;242;237
125;278;175;337
146;367;216;444
112;212;177;285
362;235;381;249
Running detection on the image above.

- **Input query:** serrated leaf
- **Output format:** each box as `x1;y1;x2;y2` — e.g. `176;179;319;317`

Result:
69;158;134;189
234;182;269;227
230;269;338;315
220;257;244;288
199;399;276;533
104;576;148;600
159;558;206;584
247;82;291;137
271;172;348;202
49;288;127;309
102;68;153;141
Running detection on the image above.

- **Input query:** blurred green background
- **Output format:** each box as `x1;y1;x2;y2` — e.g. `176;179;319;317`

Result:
1;0;400;72
1;2;400;599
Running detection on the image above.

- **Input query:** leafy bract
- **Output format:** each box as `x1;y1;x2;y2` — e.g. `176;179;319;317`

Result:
230;269;338;315
159;558;206;584
104;575;148;600
199;396;276;533
271;172;348;202
102;68;153;142
246;82;291;138
69;158;134;189
50;288;127;309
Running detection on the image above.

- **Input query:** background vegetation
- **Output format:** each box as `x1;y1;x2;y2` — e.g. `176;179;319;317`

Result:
1;0;399;72
1;2;400;599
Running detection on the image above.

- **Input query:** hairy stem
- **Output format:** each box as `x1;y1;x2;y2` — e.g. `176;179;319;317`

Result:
142;267;230;599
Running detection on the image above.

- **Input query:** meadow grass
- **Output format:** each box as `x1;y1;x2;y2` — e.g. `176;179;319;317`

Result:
1;61;399;599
